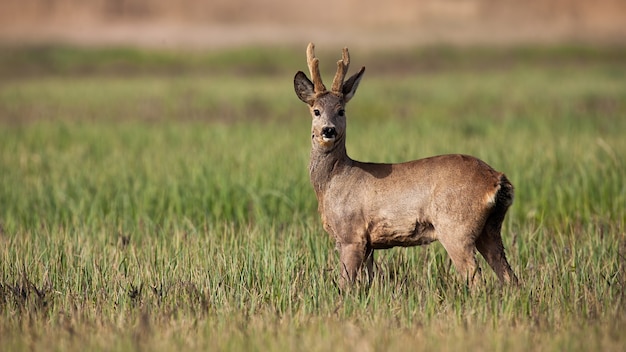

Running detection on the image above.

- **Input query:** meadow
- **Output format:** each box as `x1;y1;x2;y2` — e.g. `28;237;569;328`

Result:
0;45;625;351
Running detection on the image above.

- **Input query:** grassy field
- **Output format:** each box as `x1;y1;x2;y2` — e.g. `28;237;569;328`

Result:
0;45;625;351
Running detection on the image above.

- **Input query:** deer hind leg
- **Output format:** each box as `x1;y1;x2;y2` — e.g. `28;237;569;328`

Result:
476;216;519;285
439;237;482;287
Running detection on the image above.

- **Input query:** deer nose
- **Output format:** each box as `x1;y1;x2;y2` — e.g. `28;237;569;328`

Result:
321;127;337;139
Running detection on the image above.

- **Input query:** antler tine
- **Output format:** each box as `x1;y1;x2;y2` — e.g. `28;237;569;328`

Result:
306;43;326;93
331;47;350;93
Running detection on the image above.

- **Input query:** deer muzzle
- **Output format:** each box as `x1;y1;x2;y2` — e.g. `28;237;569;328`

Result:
321;126;337;141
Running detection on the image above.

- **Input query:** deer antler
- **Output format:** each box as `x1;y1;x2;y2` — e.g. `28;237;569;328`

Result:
306;43;326;93
331;47;350;93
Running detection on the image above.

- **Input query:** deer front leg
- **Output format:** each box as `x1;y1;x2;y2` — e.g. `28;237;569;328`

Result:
364;246;374;286
337;242;368;290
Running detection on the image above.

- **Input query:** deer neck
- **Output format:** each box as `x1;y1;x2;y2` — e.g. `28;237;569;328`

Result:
309;141;351;198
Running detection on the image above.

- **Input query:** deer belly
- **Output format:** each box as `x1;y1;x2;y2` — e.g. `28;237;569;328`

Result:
369;219;437;249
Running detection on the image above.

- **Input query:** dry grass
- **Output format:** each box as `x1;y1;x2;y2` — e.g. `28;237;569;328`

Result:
1;0;625;48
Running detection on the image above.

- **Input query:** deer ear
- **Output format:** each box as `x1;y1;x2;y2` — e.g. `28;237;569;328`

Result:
294;71;316;105
342;66;365;103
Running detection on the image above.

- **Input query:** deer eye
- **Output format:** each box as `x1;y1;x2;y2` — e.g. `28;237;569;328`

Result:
338;109;345;117
313;109;321;117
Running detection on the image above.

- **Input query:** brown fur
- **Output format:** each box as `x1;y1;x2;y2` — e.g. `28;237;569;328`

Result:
294;43;518;290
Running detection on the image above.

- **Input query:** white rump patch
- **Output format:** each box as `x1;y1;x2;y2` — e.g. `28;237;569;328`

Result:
484;184;501;206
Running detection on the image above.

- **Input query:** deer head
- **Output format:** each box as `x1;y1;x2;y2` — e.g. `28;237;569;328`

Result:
294;43;366;151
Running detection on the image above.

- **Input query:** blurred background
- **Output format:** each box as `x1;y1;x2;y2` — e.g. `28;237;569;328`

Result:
1;0;625;48
1;4;625;349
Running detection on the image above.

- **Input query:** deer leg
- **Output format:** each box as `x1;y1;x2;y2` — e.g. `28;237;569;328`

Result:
476;225;519;285
338;242;367;289
439;239;482;287
364;246;374;287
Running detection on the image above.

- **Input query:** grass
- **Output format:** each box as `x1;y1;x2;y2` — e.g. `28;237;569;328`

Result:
0;45;625;351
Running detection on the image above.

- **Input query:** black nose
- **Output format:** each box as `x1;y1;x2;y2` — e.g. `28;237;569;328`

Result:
322;127;337;139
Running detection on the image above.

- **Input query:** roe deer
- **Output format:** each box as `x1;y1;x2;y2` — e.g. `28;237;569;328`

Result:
293;43;518;289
